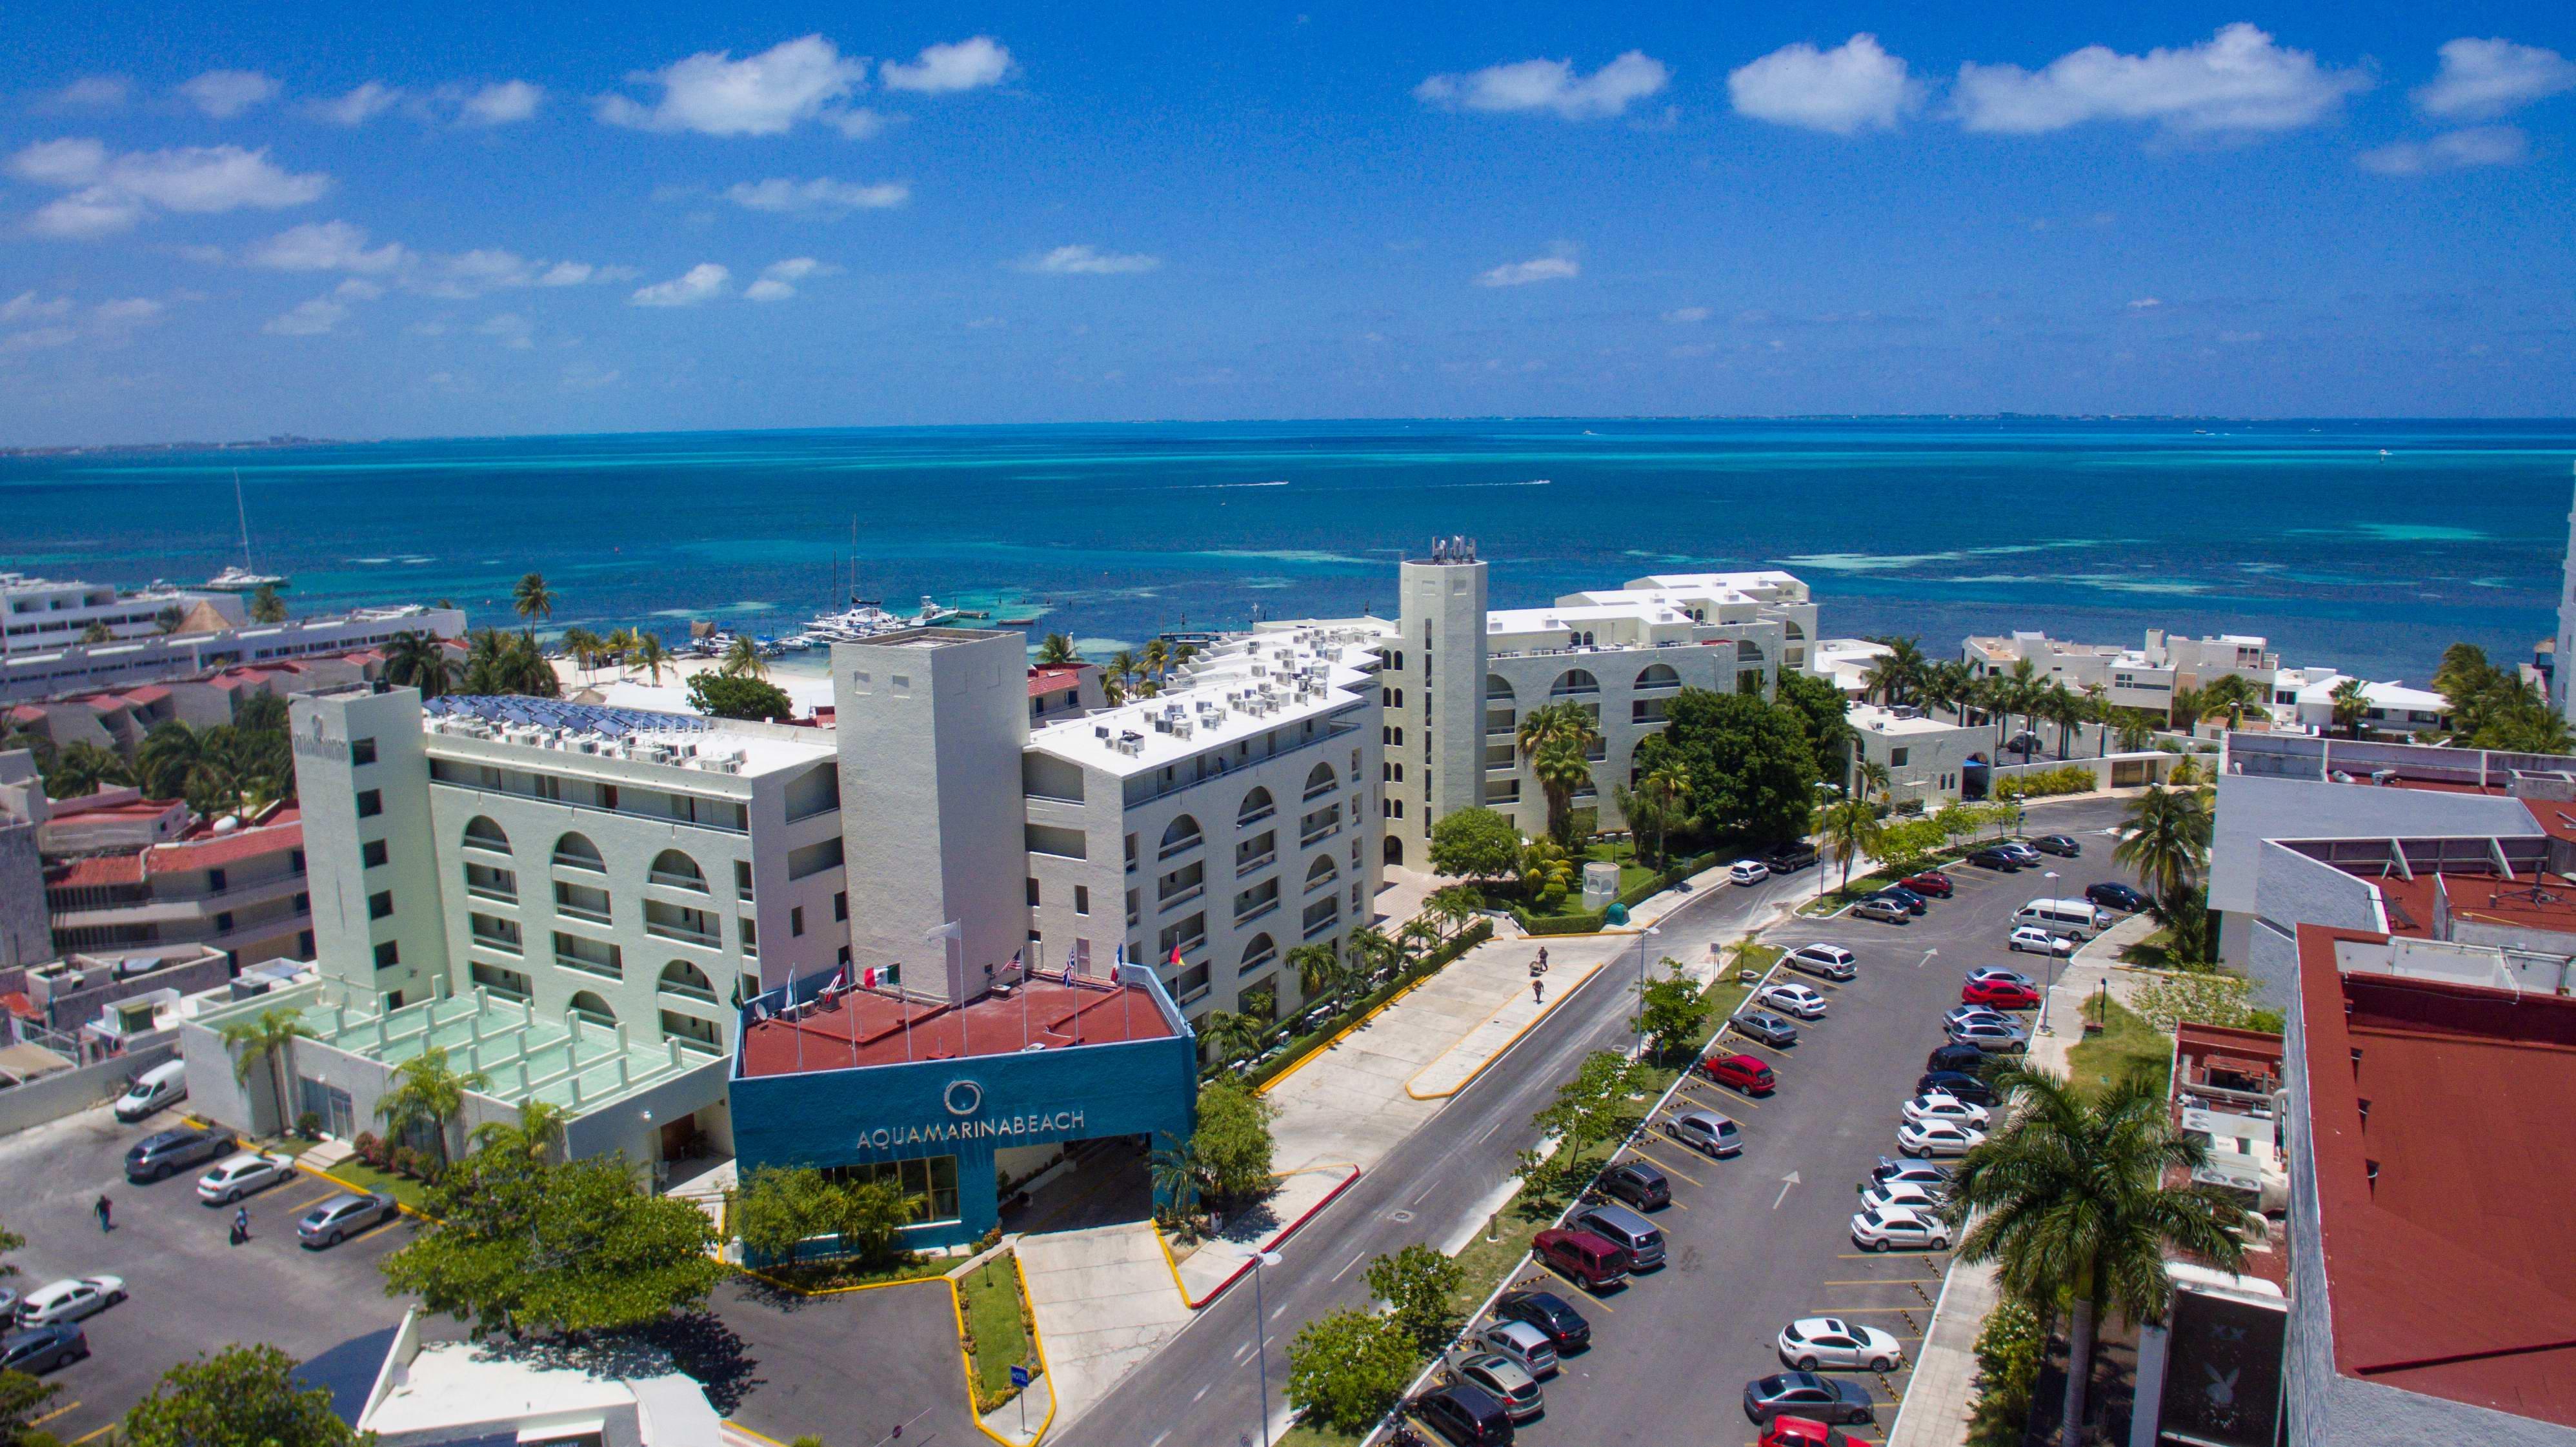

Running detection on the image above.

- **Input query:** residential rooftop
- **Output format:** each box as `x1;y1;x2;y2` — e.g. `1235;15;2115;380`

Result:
2166;1022;2288;1289
737;974;1174;1077
420;694;835;777
1026;623;1380;778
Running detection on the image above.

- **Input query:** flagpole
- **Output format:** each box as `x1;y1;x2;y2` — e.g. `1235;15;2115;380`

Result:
792;969;804;1074
1025;942;1036;1048
902;964;914;1062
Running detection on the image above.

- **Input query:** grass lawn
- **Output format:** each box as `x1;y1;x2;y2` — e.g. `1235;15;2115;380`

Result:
2064;997;2171;1100
740;1251;958;1293
318;1155;436;1213
958;1253;1034;1410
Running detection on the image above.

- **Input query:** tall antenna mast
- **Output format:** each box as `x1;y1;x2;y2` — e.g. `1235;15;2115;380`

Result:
232;470;256;572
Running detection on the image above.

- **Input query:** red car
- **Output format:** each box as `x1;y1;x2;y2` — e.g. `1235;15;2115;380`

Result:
1961;978;2041;1009
1899;871;1953;898
1698;1052;1776;1095
1762;1417;1863;1447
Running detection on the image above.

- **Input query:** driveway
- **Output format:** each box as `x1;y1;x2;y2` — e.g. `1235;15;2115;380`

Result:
693;1275;980;1447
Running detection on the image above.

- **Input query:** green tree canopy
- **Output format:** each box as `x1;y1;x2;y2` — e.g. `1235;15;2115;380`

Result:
1632;960;1713;1064
686;673;796;721
1523;1049;1651;1193
1636;688;1818;845
1366;1243;1465;1353
1191;1079;1278;1206
1775;669;1853;781
125;1344;363;1447
1284;1307;1419;1433
732;1164;914;1266
1428;805;1522;879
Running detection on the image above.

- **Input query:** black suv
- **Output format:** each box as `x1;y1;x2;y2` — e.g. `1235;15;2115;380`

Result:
1925;1042;1991;1075
1917;1070;1997;1106
1415;1381;1516;1444
2087;881;2148;912
125;1124;233;1182
1596;1161;1671;1212
1494;1290;1591;1351
1766;842;1820;875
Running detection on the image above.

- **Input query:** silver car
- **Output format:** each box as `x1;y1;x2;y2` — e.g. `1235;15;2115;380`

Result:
1443;1352;1543;1423
297;1191;399;1248
1947;1018;2029;1053
1662;1108;1741;1158
1476;1319;1560;1380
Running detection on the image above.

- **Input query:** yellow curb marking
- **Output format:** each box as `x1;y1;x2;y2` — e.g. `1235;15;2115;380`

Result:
1405;959;1605;1100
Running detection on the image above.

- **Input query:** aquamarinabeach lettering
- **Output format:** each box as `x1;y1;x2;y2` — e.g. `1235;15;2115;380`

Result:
852;1110;1087;1153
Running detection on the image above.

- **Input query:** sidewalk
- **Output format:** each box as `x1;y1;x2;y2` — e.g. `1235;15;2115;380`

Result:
1014;1222;1196;1431
1174;1161;1363;1304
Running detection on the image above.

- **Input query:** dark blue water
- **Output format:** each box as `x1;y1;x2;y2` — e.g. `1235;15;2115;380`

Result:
3;418;2568;682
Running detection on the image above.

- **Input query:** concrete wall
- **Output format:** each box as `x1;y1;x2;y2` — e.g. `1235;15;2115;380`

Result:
0;1040;176;1137
1397;557;1487;856
2210;772;2541;916
295;689;448;1007
2241;843;2390;1006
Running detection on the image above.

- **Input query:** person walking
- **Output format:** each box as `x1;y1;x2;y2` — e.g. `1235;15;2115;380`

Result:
94;1194;112;1233
1532;979;1544;1005
230;1205;250;1246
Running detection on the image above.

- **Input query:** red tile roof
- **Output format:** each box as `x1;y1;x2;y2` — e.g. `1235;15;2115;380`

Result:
1027;663;1091;699
146;818;303;873
45;853;143;887
740;976;1174;1078
2293;924;2576;1427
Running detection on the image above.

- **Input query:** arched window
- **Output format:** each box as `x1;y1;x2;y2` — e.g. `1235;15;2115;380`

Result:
1383;836;1404;866
567;991;617;1029
1236;787;1275;826
461;816;510;853
649;849;707;891
1784;618;1806;640
1303;762;1337;800
1549;669;1600;697
1635;663;1680;691
1305;855;1339;890
551;831;605;871
1160;815;1203;859
1240;933;1277;971
1485;676;1515;703
659;959;714;998
1737;640;1765;663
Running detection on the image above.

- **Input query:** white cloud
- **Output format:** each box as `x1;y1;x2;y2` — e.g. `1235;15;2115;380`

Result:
247;219;412;273
458;80;545;126
317;82;404;125
630;263;730;306
1728;34;1916;134
538;262;596;286
724;176;911;215
881;36;1012;93
12;139;329;236
26;188;146;239
1023;244;1161;275
2415;38;2576;121
743;279;794;301
2357;125;2528;175
745;256;840;300
1415;51;1669;120
1953;24;2370;136
48;77;130;110
177;70;281;119
1;292;73;321
9;138;107;187
264;296;348;336
597;35;871;137
476;312;536;349
2128;296;2163;309
1663;306;1710;323
1476;254;1579;287
91;297;162;329
332;278;384;301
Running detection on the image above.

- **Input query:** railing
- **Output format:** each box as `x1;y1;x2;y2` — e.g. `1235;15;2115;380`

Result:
556;955;623;982
432;774;749;836
1235;898;1279;927
648;870;709;893
1235;849;1276;877
658;978;719;1003
1300;822;1340;847
1160;882;1205;910
468;928;523;956
1237;802;1275;826
1157;835;1203;863
466;884;519;906
554;902;612;925
645;921;719;948
552;851;606;873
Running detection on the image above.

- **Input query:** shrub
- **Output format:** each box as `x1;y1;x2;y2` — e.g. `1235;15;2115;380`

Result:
1967;1297;2044;1446
296;1111;323;1140
352;1132;383;1167
1994;764;2097;802
1285;1308;1419;1433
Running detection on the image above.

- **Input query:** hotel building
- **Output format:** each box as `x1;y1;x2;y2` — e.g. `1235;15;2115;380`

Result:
1964;627;2289;716
1;586;463;706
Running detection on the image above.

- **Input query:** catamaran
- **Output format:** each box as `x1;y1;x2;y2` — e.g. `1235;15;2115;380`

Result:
202;471;288;592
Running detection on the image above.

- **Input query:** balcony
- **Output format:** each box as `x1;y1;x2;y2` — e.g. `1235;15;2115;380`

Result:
1235;848;1276;878
643;901;719;949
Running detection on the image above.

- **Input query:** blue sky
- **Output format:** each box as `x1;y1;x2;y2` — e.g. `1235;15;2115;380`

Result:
2;1;2571;443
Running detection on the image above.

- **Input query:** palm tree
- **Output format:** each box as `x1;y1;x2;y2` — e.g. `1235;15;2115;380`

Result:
1287;942;1343;1006
468;1098;569;1164
1105;649;1142;703
79;620;114;644
1347;927;1400;988
46;740;131;798
2041;683;2083;760
2112;784;2212;901
136;721;204;800
1637;761;1693;865
2198;673;2262;731
2081;683;2110;756
559;626;604;684
1919;661;1972;724
720;633;769;680
219;1006;315;1133
512;572;556;627
382;631;454;698
248;583;288;625
1036;632;1080;667
1816;796;1881;892
1860;636;1926;706
1425;886;1478;939
1141;638;1171;692
1200;1009;1266;1065
2166;683;2208;733
632;631;670;685
1721;936;1767;980
374;1044;489;1167
1147;1135;1207;1226
1946;1068;2248;1447
1517;702;1604;844
154;604;186;634
2329;677;2371;739
2110;708;2157;753
1853;759;1891;806
1396;918;1442;963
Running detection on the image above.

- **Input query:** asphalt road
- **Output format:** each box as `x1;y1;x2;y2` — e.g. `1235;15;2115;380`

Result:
0;1104;418;1444
1055;860;1828;1447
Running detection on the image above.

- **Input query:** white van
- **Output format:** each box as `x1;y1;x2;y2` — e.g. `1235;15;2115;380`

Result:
112;1060;187;1122
2013;898;2110;940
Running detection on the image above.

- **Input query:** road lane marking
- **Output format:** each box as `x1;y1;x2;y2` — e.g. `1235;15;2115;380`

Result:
1331;1251;1367;1282
1411;1180;1440;1206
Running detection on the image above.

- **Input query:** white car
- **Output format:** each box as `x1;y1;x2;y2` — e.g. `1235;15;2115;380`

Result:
1858;1180;1946;1217
1760;983;1829;1019
1897;1119;1988;1159
16;1277;125;1326
1729;859;1771;885
1900;1093;1991;1129
1662;1108;1742;1158
2008;926;2078;956
1964;967;2037;991
1785;944;1857;981
1851;1204;1953;1253
1776;1316;1906;1373
197;1151;293;1205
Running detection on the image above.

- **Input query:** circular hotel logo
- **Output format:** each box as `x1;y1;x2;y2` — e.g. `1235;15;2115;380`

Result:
943;1080;984;1117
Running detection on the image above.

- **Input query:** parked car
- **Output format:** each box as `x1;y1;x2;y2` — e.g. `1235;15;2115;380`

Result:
1943;1004;2014;1031
1965;847;2022;872
1777;1316;1906;1373
1571;1202;1665;1271
1662;1108;1742;1159
2087;881;2149;912
1998;841;2044;865
2007;926;2078;957
196;1151;292;1205
1531;1228;1630;1291
1474;1320;1560;1381
1961;978;2041;1009
1493;1290;1591;1352
1767;842;1820;875
1897;1119;1988;1158
1850;1204;1954;1253
1946;1018;2029;1053
1761;1417;1866;1447
112;1060;188;1123
1442;1353;1543;1424
1869;884;1928;915
1731;1011;1801;1049
297;1191;399;1248
2031;833;2082;857
1924;1042;1991;1075
1898;871;1953;898
124;1125;232;1183
1785;944;1857;981
1915;1070;1996;1106
1743;1372;1877;1427
1760;982;1829;1019
1595;1161;1671;1212
1414;1381;1518;1446
1729;860;1772;885
0;1323;86;1375
15;1278;124;1327
1964;966;2037;991
1851;897;1911;924
1900;1093;1991;1129
1857;1180;1946;1217
1868;1157;1953;1189
1698;1052;1776;1095
2015;899;2110;937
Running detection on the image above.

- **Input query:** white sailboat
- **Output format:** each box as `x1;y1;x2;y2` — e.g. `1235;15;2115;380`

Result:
203;471;288;592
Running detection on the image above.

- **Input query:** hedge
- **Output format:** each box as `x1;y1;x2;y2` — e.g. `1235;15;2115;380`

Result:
1509;849;1724;935
1222;919;1496;1090
1993;764;2097;802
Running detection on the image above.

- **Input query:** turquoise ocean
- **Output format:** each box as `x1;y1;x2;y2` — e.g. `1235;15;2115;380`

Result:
4;418;2570;683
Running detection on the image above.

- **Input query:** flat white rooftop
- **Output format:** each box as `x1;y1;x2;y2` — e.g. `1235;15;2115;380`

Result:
1029;625;1379;776
422;695;834;778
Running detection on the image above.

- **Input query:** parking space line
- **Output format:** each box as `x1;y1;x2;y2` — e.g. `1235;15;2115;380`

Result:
1620;1144;1701;1186
31;1402;79;1428
283;1185;344;1211
1837;1251;1949;1259
1529;1266;1611;1308
1807;1305;1922;1314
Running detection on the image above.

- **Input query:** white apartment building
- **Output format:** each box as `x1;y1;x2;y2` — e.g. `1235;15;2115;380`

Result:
0;599;464;704
1847;703;1991;808
0;574;241;656
1966;627;2285;714
1375;551;1816;852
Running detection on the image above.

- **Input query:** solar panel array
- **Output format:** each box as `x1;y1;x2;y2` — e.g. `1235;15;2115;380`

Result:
425;694;714;738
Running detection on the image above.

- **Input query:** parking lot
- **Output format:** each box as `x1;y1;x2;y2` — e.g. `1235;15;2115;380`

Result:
1419;799;2140;1445
0;1103;420;1443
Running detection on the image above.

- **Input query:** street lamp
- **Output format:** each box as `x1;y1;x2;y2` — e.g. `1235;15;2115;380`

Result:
1251;1248;1284;1446
1632;925;1662;1049
2037;869;2062;1034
